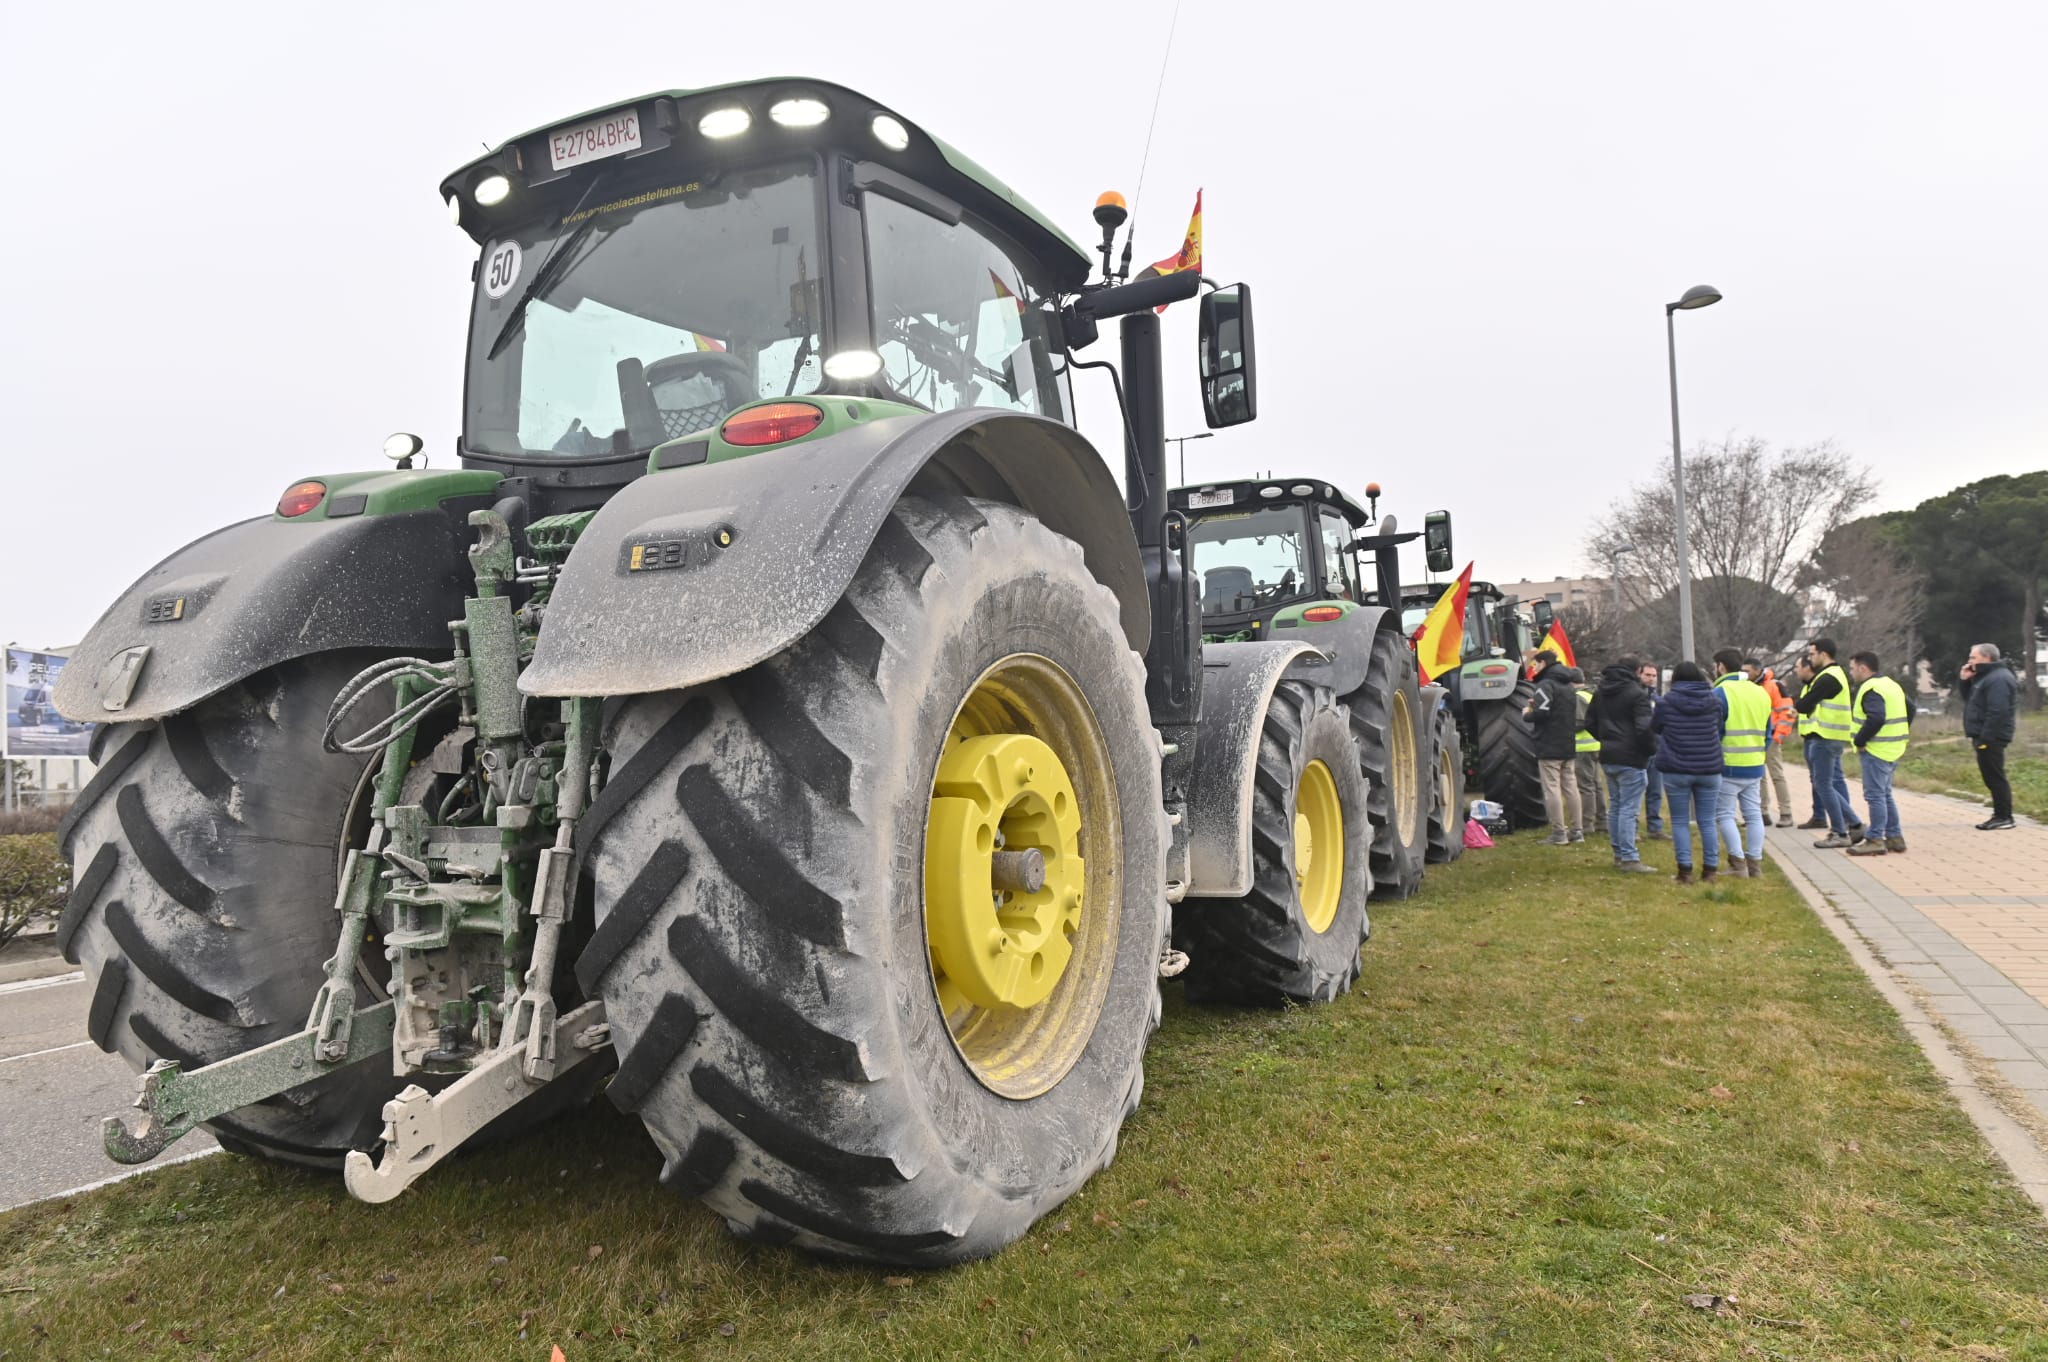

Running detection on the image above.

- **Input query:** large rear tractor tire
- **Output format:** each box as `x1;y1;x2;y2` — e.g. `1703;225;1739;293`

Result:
1347;631;1428;900
55;654;410;1164
1425;704;1467;863
1473;683;1547;830
1174;682;1371;1006
576;496;1167;1266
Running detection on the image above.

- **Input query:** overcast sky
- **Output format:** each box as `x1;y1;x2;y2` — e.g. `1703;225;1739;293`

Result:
3;0;2042;648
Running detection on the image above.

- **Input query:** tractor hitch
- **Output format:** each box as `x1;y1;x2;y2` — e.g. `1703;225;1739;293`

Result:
103;1001;398;1164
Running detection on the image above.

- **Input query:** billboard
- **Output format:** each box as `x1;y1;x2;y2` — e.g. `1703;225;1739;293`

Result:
5;647;93;758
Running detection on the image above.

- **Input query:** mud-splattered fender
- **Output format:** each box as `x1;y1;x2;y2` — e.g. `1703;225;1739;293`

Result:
1173;640;1326;899
52;510;480;724
519;409;1148;699
1276;605;1391;698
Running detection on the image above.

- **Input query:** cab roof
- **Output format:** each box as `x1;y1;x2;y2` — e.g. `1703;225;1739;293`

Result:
1169;477;1375;528
441;78;1093;290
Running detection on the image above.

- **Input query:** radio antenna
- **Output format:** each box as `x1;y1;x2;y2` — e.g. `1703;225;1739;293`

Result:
1126;0;1184;271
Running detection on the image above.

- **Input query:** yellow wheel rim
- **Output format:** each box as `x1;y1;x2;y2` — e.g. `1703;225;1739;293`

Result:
1391;689;1419;842
924;654;1120;1099
1294;758;1344;933
1437;735;1458;825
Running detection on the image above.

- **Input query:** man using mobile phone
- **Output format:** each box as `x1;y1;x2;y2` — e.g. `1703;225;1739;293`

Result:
1960;643;2019;830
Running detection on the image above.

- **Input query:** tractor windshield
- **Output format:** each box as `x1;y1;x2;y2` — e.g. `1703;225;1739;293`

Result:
463;159;827;460
1187;506;1314;616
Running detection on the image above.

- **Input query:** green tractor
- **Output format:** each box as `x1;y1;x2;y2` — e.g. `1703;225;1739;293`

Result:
1172;479;1466;895
1396;578;1550;829
52;79;1430;1266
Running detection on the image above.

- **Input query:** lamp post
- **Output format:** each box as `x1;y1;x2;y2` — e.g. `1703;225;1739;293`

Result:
1664;283;1722;662
1165;432;1213;485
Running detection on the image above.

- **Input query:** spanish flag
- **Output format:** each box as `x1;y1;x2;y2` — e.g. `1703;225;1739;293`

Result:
1411;562;1473;684
1137;190;1202;310
1540;620;1576;668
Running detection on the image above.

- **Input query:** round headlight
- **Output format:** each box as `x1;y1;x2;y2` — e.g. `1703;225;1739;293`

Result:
446;195;461;225
822;349;883;380
698;106;751;139
384;432;425;463
871;114;910;151
769;97;831;128
474;174;512;207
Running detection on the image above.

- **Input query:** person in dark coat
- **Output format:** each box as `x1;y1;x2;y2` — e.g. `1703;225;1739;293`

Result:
1960;643;2021;830
1637;660;1669;840
1652;661;1727;883
1582;657;1659;873
1523;648;1584;843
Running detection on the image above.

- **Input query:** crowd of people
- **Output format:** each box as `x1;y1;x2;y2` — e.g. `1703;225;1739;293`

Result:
1518;636;2024;881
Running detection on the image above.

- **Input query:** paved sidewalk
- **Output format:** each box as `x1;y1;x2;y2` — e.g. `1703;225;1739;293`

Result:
1762;764;2048;1122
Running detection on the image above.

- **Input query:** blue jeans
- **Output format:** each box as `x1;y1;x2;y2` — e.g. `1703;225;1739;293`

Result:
1803;736;1825;818
1604;765;1648;863
1644;762;1665;833
1718;774;1765;862
1661;770;1721;870
1807;740;1858;834
1860;752;1901;840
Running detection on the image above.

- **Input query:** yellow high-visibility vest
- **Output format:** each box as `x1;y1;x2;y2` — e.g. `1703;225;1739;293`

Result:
1795;676;1818;737
1812;663;1854;741
1574;687;1599;753
1713;673;1771;768
1853;674;1910;763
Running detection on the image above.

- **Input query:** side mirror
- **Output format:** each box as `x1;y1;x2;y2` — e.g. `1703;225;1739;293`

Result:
1423;509;1453;573
1532;600;1556;637
1199;284;1257;428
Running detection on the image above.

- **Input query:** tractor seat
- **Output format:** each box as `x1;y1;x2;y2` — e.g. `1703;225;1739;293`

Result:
1202;566;1254;613
644;351;756;441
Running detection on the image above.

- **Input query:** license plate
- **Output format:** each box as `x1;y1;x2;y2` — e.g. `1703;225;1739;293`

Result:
1186;488;1234;509
546;109;642;172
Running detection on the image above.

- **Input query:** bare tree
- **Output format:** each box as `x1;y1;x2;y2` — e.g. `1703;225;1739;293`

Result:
1588;436;1877;661
1805;515;1925;682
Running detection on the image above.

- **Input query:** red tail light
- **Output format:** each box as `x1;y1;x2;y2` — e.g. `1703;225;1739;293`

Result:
1302;606;1344;622
277;480;327;517
721;402;824;447
1480;663;1510;676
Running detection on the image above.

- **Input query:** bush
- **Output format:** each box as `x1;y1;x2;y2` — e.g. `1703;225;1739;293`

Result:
0;806;67;836
0;833;69;949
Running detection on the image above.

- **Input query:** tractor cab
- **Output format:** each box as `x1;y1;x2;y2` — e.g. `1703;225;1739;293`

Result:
442;80;1092;501
1171;478;1374;643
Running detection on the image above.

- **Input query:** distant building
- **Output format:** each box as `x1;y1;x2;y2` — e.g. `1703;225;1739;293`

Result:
1493;576;1622;611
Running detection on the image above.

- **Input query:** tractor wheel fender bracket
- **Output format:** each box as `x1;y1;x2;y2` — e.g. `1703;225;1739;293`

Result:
519;409;1147;699
1178;640;1326;899
51;509;480;724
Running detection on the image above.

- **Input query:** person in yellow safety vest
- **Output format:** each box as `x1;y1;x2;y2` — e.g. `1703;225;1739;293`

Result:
1847;651;1912;856
1791;656;1825;827
1742;658;1796;828
1570;668;1607;831
1711;649;1772;877
1795;637;1865;847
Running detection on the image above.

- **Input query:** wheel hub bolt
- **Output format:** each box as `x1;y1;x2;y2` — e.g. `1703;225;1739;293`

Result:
990;848;1047;894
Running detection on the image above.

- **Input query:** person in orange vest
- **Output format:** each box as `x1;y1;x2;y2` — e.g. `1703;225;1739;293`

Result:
1743;658;1797;829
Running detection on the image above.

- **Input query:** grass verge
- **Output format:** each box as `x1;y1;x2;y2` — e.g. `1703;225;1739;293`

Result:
5;835;2047;1360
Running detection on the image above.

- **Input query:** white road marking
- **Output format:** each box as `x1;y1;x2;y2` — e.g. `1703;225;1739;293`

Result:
0;971;85;995
15;1147;222;1209
0;1040;92;1065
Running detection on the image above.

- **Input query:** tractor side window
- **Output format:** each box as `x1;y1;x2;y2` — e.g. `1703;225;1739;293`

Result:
1319;511;1359;600
865;197;1071;421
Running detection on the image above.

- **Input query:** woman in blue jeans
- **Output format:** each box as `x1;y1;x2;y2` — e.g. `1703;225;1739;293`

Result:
1651;661;1727;883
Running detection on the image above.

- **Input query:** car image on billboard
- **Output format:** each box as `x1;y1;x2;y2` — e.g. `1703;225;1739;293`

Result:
5;647;93;758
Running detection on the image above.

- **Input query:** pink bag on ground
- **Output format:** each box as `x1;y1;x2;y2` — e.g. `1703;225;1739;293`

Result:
1463;819;1495;849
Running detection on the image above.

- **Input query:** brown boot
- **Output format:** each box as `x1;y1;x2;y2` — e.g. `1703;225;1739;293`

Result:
1674;865;1693;885
1746;857;1764;878
1701;866;1718;883
1722;859;1747;878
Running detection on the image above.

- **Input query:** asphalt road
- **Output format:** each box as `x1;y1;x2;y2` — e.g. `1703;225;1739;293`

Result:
0;968;218;1211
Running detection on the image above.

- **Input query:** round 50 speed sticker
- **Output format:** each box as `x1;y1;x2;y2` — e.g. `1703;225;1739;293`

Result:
482;240;522;299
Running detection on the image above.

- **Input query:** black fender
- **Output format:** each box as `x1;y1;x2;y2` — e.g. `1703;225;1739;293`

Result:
1277;604;1391;698
519;409;1149;698
52;510;478;723
1174;640;1324;898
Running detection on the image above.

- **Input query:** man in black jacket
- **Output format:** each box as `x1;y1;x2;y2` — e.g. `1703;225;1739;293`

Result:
1960;643;2021;830
1583;657;1660;873
1524;648;1584;844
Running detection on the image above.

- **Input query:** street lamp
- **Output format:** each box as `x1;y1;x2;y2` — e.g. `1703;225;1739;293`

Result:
1166;432;1213;485
1664;283;1722;662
